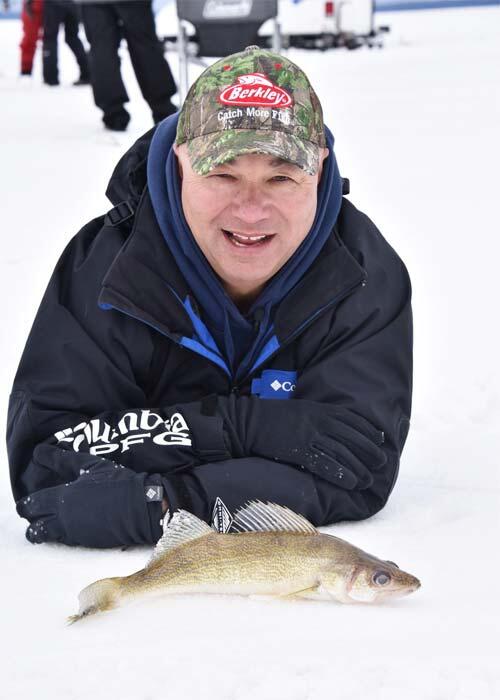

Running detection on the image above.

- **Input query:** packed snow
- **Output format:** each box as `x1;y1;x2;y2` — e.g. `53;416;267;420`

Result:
0;6;499;699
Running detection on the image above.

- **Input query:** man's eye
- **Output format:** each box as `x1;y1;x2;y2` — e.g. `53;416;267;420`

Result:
271;175;292;183
212;173;234;180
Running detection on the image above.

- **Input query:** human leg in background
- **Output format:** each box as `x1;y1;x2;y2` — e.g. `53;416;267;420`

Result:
42;0;63;85
115;0;177;123
62;1;90;85
19;0;44;76
80;3;130;131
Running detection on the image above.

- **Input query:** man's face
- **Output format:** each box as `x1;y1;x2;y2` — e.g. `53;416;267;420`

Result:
174;144;329;308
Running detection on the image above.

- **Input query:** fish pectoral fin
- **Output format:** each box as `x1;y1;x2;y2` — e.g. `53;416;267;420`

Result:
250;585;323;602
280;584;330;600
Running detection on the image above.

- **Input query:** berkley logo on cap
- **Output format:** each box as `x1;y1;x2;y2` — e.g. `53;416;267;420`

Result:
219;73;293;108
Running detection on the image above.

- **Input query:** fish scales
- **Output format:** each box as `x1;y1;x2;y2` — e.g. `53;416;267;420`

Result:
121;532;330;595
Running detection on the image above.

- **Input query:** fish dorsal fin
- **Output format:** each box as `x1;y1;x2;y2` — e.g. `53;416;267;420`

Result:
231;501;317;534
147;510;213;566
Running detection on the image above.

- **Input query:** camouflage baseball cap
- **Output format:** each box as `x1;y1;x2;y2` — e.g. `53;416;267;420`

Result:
176;45;326;176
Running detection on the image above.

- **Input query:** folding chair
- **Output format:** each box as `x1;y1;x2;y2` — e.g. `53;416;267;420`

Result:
175;0;281;101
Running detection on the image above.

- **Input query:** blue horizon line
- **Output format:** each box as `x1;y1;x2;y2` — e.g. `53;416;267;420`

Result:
376;0;498;10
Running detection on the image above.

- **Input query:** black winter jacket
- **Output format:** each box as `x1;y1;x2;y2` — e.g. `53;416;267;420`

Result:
7;130;412;547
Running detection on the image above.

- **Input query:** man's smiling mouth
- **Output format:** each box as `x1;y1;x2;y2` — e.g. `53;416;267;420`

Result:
221;229;275;247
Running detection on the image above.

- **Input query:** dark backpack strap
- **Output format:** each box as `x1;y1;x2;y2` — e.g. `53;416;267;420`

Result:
104;200;136;227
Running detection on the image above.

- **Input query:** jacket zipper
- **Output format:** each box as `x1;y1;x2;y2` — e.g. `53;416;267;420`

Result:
232;275;367;392
103;274;365;393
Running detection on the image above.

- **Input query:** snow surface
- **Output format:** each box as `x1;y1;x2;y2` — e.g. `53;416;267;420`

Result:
1;7;499;699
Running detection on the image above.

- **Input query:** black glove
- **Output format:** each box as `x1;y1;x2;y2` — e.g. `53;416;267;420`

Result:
223;398;387;490
16;461;163;547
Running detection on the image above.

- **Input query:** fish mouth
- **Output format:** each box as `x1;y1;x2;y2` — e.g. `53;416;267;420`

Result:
403;576;421;594
221;228;276;248
380;580;421;600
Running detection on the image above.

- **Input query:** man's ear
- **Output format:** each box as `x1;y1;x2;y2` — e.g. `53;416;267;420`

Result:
317;147;329;181
173;143;183;178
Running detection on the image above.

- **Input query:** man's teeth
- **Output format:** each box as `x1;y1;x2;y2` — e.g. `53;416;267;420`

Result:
222;229;269;248
230;231;268;241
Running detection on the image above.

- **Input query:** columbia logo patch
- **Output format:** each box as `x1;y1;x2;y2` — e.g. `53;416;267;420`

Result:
251;370;297;399
145;485;163;502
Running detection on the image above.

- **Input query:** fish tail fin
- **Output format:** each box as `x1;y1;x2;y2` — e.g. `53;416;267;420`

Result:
67;576;122;625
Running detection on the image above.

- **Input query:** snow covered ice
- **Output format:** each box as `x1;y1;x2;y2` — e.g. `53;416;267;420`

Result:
0;5;499;699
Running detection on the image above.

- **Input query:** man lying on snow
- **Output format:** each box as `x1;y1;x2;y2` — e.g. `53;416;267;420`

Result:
8;46;412;548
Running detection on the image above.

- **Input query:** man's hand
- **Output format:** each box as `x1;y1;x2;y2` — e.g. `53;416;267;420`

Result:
241;401;387;490
16;461;161;547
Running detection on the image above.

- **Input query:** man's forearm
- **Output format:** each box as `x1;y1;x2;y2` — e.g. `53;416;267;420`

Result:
8;393;231;501
162;455;395;527
17;445;398;547
213;395;389;490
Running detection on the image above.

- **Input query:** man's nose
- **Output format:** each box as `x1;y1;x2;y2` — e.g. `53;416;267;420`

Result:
231;183;270;225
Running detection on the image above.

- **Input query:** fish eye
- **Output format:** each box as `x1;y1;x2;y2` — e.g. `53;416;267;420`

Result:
373;571;391;586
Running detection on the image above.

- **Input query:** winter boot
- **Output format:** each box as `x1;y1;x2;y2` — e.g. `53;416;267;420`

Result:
103;107;130;132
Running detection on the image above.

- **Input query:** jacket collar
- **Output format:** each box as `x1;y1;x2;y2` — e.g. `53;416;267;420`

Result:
99;189;194;339
98;191;367;350
274;229;366;342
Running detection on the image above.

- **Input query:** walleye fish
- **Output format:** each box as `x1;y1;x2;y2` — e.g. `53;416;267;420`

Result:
68;501;420;623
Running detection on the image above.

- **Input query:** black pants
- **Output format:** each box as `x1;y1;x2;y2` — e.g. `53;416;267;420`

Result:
43;1;89;84
81;1;177;121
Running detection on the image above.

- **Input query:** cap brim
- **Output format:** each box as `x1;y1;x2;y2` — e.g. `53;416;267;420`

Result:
187;129;320;176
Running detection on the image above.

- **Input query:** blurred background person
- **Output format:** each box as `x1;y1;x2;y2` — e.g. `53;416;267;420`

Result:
76;0;177;131
19;0;43;77
42;0;90;86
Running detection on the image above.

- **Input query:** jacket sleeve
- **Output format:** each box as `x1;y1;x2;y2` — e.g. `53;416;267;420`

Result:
165;227;413;526
7;218;230;547
160;454;392;528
